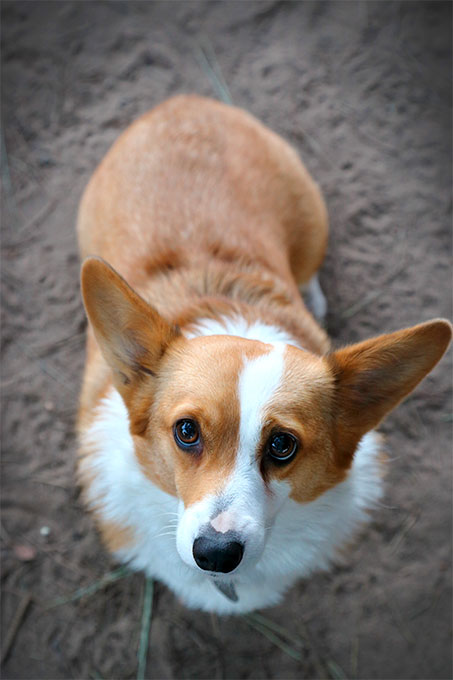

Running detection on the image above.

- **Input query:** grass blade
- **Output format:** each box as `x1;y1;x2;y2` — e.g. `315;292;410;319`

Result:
137;577;154;680
244;615;302;661
246;611;304;646
46;565;131;609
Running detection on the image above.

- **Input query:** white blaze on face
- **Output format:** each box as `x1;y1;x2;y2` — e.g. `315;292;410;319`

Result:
237;342;286;456
176;342;290;573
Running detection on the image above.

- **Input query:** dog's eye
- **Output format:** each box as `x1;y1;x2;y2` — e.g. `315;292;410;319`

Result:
267;432;298;464
174;419;201;450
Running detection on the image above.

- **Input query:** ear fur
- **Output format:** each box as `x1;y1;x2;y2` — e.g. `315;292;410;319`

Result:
328;319;452;467
81;256;180;432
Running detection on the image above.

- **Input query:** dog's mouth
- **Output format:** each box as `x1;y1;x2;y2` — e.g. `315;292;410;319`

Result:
210;578;239;602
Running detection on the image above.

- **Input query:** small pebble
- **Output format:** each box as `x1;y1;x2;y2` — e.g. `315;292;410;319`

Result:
40;526;51;537
13;543;37;561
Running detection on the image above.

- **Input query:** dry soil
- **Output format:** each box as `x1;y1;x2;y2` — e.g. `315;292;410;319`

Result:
1;2;452;679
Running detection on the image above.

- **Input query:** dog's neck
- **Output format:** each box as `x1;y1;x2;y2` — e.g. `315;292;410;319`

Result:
137;258;330;354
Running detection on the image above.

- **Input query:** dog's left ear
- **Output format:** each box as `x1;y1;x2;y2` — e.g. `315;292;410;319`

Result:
81;256;181;433
328;319;452;467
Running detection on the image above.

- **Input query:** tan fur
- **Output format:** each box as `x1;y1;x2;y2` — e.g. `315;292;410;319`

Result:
98;520;135;553
78;95;328;293
263;346;347;502
131;336;271;506
326;320;453;469
77;95;451;557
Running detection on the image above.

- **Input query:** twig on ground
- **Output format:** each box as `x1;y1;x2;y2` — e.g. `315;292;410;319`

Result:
137;577;154;680
169;614;213;650
246;611;304;647
298;621;329;680
340;257;412;319
201;37;233;104
387;514;418;556
386;599;415;645
243;614;302;661
0;520;12;544
7;468;72;491
29;477;72;491
1;592;32;664
194;37;233;105
210;612;221;638
45;565;131;609
15;340;79;397
408;586;443;621
327;659;348;679
89;671;104;680
350;635;359;678
19;197;58;235
31;332;85;358
2;231;40;252
291;129;335;169
1;128;15;206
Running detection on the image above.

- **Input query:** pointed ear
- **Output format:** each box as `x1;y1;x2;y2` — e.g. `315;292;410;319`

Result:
81;256;180;428
327;319;452;467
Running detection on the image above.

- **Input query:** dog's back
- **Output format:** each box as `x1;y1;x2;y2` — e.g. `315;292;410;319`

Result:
77;95;328;292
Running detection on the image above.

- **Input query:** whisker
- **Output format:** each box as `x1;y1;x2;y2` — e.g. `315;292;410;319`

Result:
155;531;177;540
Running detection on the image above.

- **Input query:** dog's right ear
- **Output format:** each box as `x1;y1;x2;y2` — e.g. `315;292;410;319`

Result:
81;257;180;416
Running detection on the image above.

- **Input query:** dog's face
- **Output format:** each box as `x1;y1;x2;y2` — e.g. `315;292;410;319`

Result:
137;335;341;576
81;257;452;578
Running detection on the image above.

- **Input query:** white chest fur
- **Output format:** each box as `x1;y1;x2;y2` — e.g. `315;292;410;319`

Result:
80;389;384;614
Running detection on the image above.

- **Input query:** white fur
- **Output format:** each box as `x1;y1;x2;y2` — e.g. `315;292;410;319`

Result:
238;343;286;453
81;387;384;614
176;345;286;573
184;315;303;347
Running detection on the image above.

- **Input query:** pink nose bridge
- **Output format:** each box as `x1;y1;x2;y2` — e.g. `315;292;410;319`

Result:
210;510;236;534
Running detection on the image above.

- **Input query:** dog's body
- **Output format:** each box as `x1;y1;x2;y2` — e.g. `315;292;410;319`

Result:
77;96;451;614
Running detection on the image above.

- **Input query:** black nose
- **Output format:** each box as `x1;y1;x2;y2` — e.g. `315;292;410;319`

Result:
193;532;244;573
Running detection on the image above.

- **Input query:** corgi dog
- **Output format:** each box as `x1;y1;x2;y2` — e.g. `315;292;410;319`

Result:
77;95;451;614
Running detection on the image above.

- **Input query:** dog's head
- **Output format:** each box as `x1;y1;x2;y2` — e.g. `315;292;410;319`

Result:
81;257;451;577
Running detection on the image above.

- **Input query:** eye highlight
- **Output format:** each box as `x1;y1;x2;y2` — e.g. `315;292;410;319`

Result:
174;419;201;452
267;431;299;464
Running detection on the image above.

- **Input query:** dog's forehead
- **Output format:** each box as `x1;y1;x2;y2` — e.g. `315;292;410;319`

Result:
166;334;272;393
156;335;284;428
161;335;329;420
268;343;333;409
157;335;325;430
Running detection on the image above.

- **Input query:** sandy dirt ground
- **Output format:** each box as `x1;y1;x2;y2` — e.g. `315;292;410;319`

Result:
1;2;452;679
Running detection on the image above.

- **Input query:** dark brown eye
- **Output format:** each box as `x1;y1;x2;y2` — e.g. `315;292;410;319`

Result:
174;419;201;450
267;432;298;464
